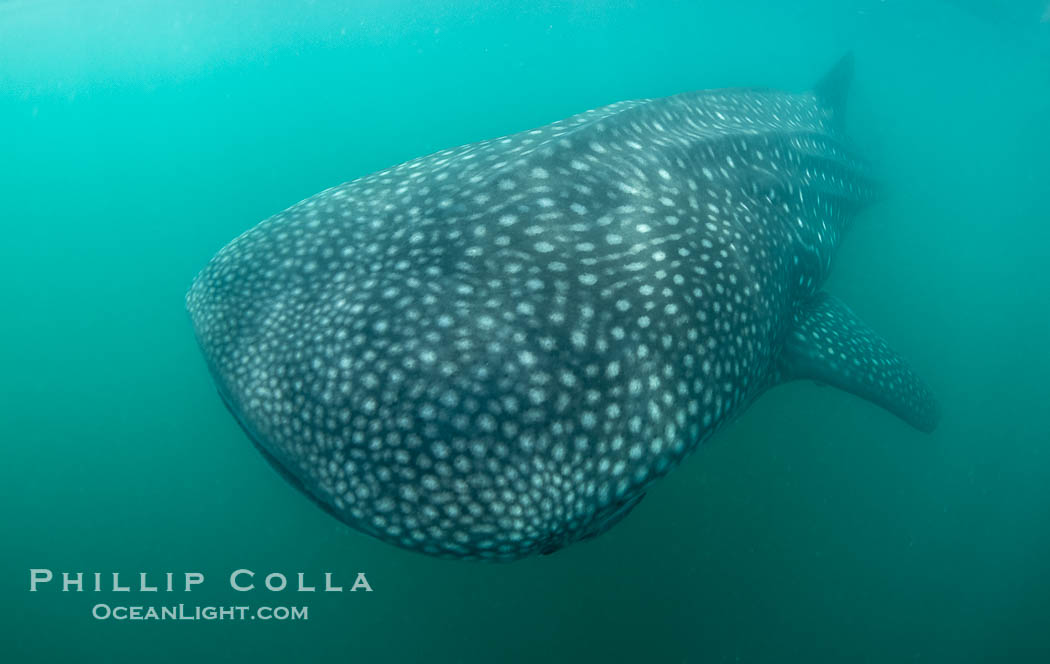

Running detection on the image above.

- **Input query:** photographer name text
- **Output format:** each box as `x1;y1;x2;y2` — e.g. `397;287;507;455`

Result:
29;568;372;593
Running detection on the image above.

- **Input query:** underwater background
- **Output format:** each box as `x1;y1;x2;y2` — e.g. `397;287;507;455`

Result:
2;0;1048;661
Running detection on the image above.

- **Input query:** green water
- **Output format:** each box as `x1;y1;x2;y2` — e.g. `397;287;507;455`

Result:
3;1;1048;661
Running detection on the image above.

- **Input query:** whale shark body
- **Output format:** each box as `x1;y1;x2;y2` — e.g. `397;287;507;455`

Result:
187;55;938;560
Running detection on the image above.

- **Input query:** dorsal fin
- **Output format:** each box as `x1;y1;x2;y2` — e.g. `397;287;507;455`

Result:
813;52;854;118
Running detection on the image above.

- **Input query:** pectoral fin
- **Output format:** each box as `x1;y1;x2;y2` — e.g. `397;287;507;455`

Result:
778;292;939;432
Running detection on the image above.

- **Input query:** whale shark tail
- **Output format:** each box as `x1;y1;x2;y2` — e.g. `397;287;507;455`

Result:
813;52;854;124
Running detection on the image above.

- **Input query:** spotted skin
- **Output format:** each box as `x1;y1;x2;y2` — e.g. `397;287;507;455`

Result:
187;57;937;560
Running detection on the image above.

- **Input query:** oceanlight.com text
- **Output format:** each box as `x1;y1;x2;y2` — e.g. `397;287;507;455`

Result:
91;603;308;621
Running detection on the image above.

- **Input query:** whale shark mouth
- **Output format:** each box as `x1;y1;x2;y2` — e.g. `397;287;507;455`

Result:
540;492;647;555
216;387;348;526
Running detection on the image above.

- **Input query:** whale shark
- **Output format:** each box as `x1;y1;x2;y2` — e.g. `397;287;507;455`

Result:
187;55;939;560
